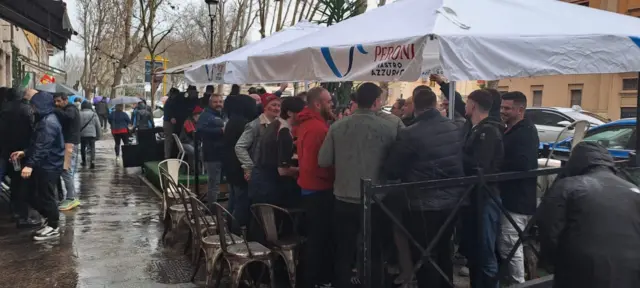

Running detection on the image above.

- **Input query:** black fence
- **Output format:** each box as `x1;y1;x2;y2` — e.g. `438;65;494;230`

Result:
360;167;563;288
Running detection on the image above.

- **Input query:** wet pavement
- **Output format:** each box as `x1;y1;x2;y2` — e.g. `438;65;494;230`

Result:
0;137;197;288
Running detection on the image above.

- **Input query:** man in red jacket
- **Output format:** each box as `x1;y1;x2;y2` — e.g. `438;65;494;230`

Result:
297;86;335;288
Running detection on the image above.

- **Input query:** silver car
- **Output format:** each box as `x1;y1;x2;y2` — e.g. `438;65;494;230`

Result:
525;106;608;143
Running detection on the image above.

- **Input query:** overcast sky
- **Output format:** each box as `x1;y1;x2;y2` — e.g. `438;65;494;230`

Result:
51;0;391;68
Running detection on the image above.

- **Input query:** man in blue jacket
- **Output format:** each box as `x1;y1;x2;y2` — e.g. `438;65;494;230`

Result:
11;91;65;241
196;93;225;210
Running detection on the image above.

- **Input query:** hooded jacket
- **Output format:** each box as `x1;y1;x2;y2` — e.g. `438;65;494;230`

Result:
54;102;81;144
133;103;154;129
94;100;109;115
0;90;33;158
223;95;258;187
25;92;65;173
319;109;397;203
500;117;539;215
296;107;334;191
537;142;640;288
79;101;102;138
385;108;465;211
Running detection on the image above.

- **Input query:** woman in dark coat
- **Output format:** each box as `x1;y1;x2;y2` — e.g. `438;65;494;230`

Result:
222;94;258;224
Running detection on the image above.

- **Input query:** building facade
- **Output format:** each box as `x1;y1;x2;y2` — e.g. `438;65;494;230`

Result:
0;19;55;89
498;0;640;120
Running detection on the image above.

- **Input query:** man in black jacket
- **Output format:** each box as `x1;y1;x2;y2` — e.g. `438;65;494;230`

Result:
94;97;109;130
53;93;81;211
538;142;640;288
460;89;504;288
497;92;539;284
1;88;39;227
386;89;465;287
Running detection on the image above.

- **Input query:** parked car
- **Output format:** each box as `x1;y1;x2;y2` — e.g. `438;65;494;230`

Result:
525;106;608;143
545;118;636;161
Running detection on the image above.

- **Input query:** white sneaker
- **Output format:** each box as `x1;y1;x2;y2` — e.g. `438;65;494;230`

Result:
459;266;470;277
33;226;60;241
32;220;48;236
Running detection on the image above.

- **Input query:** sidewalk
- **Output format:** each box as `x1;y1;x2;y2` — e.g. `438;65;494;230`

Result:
0;137;196;288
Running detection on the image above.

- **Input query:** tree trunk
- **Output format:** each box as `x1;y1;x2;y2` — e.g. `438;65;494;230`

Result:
290;0;301;26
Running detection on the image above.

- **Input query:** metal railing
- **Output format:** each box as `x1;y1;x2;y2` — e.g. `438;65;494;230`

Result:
360;167;564;288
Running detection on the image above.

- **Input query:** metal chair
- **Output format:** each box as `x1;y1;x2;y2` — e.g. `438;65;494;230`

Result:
210;202;276;288
545;120;591;166
251;204;305;288
173;133;186;163
159;166;191;245
190;196;241;286
158;159;190;220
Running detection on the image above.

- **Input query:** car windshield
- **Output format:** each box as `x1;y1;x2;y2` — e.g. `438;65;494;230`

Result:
583;126;634;150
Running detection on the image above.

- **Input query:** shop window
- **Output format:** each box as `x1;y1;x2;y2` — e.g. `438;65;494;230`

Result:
622;78;638;91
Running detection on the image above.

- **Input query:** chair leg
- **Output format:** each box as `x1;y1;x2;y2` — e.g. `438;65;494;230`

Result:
212;255;226;288
162;214;171;244
191;251;204;282
184;230;192;255
230;261;250;288
280;250;297;288
207;249;224;287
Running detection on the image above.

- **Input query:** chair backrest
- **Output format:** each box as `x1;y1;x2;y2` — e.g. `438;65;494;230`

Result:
158;159;190;189
190;196;217;241
172;133;185;161
546;120;592;167
211;202;251;256
570;120;590;150
250;203;297;244
160;167;194;223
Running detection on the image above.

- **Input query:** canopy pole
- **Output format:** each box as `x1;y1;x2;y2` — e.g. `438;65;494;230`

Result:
449;81;456;120
635;72;640;167
304;81;310;90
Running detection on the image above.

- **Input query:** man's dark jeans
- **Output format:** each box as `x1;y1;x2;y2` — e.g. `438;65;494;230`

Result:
301;191;334;287
461;197;501;288
405;209;455;288
333;199;387;288
29;169;61;229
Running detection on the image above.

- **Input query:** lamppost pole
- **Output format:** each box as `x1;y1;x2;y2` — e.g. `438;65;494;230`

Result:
205;0;219;58
209;16;214;57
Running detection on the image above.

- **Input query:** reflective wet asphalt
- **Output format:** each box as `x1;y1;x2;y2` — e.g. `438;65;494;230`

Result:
0;137;197;288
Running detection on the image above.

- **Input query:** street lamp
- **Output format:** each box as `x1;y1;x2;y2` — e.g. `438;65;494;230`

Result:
205;0;219;58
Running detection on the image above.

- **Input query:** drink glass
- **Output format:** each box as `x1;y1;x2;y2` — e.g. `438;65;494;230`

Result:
12;158;21;172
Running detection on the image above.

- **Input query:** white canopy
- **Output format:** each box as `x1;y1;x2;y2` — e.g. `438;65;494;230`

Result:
160;59;212;75
184;21;322;85
247;0;640;83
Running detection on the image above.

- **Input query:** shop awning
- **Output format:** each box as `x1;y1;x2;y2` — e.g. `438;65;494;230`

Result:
0;0;74;50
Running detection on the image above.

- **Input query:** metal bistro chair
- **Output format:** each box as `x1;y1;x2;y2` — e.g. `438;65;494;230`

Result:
160;169;198;256
251;204;305;288
190;196;242;286
159;165;191;244
173;133;186;163
158;159;190;219
176;182;218;264
210;202;277;288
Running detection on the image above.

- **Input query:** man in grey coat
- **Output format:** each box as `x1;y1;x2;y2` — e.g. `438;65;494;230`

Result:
319;82;397;288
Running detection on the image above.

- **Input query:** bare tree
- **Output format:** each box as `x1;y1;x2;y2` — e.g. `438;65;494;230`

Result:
77;0;116;98
54;54;84;88
139;0;176;107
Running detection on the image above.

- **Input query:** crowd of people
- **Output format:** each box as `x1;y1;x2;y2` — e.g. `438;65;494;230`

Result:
161;75;640;288
155;77;538;288
0;87;108;240
0;75;639;287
